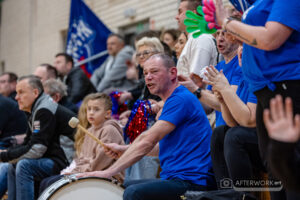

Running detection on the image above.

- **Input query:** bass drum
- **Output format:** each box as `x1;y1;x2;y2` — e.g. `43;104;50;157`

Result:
38;176;124;200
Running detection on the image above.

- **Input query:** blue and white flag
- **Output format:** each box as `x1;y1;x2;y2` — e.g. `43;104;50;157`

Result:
229;0;256;13
66;0;111;77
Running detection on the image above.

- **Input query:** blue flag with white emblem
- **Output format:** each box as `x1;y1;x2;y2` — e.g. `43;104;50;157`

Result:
66;0;111;77
229;0;256;13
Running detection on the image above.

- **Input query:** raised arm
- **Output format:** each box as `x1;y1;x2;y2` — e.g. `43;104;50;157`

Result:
215;0;293;51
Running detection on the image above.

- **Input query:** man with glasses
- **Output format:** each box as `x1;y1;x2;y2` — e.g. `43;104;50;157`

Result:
91;33;135;92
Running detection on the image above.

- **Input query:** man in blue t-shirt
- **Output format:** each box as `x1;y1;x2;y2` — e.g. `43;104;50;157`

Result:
179;29;242;127
77;54;215;200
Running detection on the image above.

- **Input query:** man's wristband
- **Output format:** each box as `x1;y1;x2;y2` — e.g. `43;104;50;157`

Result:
193;88;202;99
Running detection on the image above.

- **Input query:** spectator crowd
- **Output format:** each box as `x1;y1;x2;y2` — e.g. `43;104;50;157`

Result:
0;0;299;200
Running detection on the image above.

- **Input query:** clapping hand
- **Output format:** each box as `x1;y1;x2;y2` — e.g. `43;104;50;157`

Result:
203;65;230;92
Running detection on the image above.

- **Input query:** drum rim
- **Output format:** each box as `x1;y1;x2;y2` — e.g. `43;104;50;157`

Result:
77;177;125;189
40;176;124;200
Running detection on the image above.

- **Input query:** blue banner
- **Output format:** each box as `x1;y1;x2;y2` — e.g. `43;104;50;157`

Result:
229;0;255;13
66;0;111;77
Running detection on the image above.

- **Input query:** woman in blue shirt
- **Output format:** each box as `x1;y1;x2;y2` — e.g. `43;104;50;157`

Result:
215;0;300;197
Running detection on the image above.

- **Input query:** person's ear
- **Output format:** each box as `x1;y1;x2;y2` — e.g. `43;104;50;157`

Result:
52;93;62;103
33;88;40;98
105;110;112;119
66;61;73;71
170;67;177;75
169;67;178;80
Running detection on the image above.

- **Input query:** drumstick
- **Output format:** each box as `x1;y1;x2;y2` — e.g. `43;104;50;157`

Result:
68;117;106;149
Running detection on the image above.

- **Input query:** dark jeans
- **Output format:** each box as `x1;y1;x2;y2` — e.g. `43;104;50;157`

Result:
0;163;9;198
210;125;265;189
254;80;300;200
7;158;55;200
123;179;208;200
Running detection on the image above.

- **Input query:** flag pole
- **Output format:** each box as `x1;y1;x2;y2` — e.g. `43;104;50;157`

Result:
74;50;108;67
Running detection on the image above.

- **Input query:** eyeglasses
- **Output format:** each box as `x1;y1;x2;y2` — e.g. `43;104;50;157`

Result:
136;50;156;58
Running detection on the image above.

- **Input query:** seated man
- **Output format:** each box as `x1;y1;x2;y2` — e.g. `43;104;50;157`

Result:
178;29;242;128
54;53;96;104
0;75;75;200
78;54;215;199
91;33;135;92
0;72;18;100
33;63;58;83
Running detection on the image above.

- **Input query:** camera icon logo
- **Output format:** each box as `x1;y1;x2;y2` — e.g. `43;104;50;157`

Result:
220;178;233;189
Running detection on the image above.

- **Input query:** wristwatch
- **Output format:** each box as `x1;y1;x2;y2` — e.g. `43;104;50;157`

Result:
193;88;202;99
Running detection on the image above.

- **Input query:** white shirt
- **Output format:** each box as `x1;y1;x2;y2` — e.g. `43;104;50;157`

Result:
177;33;218;77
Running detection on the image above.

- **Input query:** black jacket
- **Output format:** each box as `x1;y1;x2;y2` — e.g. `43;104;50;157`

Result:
0;93;75;173
66;67;96;104
0;95;27;139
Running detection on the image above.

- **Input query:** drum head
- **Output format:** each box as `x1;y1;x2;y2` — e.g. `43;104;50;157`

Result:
48;177;123;200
